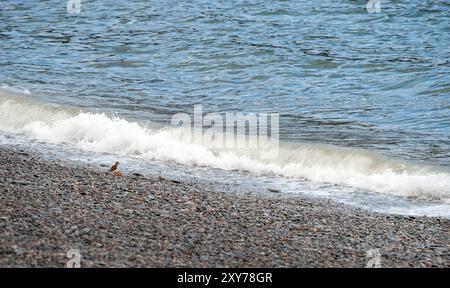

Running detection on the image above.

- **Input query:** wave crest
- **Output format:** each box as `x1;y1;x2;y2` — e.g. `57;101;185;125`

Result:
1;89;449;202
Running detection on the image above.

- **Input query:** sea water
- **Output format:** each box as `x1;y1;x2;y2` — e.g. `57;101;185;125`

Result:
0;1;449;217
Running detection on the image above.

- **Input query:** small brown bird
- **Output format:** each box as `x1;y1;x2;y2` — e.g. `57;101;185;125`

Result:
110;162;120;172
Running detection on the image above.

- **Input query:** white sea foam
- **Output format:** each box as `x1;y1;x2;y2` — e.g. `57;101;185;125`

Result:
1;89;449;202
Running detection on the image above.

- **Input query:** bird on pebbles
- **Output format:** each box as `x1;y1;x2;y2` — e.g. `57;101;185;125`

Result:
109;161;123;177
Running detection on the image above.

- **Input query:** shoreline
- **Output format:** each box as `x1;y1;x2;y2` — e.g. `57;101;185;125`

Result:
0;146;448;267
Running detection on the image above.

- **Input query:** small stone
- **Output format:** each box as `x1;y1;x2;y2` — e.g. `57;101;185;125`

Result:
11;245;25;255
10;180;28;186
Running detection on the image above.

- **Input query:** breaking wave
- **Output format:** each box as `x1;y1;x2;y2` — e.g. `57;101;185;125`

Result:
1;88;449;202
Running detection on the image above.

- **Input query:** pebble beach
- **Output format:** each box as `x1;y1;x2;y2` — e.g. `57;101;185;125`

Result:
0;146;448;268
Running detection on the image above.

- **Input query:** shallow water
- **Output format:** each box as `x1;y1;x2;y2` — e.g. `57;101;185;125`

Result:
0;1;449;216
